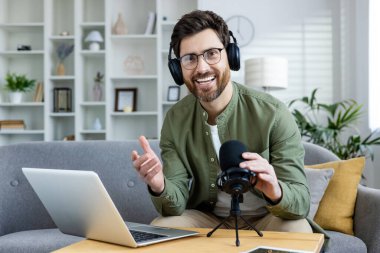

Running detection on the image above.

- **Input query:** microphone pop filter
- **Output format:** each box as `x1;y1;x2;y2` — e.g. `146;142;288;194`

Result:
219;140;247;172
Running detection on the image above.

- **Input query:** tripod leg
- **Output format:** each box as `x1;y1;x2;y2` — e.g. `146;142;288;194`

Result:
235;215;240;246
240;215;263;237
207;215;231;237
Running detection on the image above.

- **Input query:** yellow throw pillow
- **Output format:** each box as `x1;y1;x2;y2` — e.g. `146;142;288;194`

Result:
306;157;365;235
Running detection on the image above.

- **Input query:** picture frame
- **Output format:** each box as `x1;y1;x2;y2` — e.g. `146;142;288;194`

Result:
114;88;137;112
53;87;72;112
167;85;180;101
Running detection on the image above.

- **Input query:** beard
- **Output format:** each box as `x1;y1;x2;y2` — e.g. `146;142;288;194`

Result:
184;67;231;102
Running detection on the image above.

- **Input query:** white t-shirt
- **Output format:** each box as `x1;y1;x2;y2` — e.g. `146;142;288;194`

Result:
208;124;268;217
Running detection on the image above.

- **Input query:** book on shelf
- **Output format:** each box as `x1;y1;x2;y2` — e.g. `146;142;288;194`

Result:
0;120;26;130
144;11;156;35
33;82;44;102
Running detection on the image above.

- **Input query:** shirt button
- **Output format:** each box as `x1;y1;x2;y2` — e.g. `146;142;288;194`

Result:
203;112;206;117
211;183;215;188
205;131;209;135
210;157;215;162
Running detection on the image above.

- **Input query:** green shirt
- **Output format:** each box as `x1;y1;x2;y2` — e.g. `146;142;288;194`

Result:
152;82;310;220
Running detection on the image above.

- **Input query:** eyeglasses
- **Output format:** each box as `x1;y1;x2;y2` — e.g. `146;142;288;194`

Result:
179;48;224;70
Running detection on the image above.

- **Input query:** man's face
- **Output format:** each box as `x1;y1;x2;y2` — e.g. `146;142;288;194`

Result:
179;29;231;102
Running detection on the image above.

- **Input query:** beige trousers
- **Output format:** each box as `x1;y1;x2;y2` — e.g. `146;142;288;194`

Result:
151;209;312;233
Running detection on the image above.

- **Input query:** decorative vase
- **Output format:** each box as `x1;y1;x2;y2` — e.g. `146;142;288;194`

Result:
56;62;65;76
112;12;127;35
92;81;103;101
93;117;102;130
9;92;23;103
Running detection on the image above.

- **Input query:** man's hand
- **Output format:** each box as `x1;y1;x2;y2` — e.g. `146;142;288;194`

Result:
240;152;282;203
131;136;165;194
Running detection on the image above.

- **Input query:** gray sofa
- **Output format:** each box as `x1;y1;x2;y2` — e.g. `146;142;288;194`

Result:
0;141;379;253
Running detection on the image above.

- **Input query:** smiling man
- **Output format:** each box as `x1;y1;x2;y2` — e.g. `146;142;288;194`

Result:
131;10;312;233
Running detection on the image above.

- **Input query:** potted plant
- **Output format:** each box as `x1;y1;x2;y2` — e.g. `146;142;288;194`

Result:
92;71;104;101
289;89;380;161
4;72;36;103
56;43;74;76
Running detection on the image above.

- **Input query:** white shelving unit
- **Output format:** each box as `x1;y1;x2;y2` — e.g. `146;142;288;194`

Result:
0;0;45;144
0;0;197;145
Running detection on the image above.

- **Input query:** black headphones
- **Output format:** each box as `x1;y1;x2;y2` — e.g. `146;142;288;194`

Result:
168;31;241;86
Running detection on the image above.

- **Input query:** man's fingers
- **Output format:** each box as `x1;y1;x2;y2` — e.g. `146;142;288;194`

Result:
144;164;160;179
242;152;261;160
131;150;139;162
139;135;152;154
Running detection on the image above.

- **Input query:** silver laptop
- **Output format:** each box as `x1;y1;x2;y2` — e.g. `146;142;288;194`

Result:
22;167;198;247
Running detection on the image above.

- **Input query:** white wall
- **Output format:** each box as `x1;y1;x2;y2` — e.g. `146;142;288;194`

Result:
199;0;341;103
199;0;380;188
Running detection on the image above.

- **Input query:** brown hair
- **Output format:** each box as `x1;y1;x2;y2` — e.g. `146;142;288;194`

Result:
170;10;229;58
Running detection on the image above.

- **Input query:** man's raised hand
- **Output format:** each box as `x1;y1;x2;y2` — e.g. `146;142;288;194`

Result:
131;136;165;194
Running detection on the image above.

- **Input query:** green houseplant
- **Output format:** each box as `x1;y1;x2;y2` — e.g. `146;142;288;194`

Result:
289;89;380;161
4;73;36;103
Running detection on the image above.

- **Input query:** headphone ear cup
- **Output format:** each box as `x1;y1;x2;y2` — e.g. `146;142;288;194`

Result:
168;58;184;86
227;42;240;71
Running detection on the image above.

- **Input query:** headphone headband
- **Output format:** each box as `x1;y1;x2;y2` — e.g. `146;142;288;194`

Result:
229;31;237;44
168;44;174;61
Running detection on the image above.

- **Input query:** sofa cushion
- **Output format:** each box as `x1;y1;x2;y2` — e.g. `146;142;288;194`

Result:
0;228;83;253
324;230;366;253
304;168;334;220
307;157;365;235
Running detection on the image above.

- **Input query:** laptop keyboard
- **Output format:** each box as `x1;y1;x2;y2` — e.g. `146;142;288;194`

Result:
130;230;168;243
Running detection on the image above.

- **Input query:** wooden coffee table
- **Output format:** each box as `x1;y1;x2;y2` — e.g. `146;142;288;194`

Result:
54;228;324;253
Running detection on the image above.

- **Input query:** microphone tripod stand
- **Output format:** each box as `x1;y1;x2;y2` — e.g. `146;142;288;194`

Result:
207;192;263;246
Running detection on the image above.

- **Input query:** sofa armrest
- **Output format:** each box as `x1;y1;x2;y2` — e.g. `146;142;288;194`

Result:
354;184;380;253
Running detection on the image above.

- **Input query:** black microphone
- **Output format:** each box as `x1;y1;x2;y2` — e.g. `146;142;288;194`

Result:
217;140;256;195
209;140;264;242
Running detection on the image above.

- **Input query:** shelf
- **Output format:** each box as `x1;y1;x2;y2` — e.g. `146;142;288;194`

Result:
0;130;44;135
110;34;157;40
0;102;44;107
80;102;106;106
80;130;106;134
162;101;177;106
111;75;158;81
80;22;106;28
111;111;158;116
50;113;75;117
50;76;75;81
0;23;44;31
0;51;44;57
